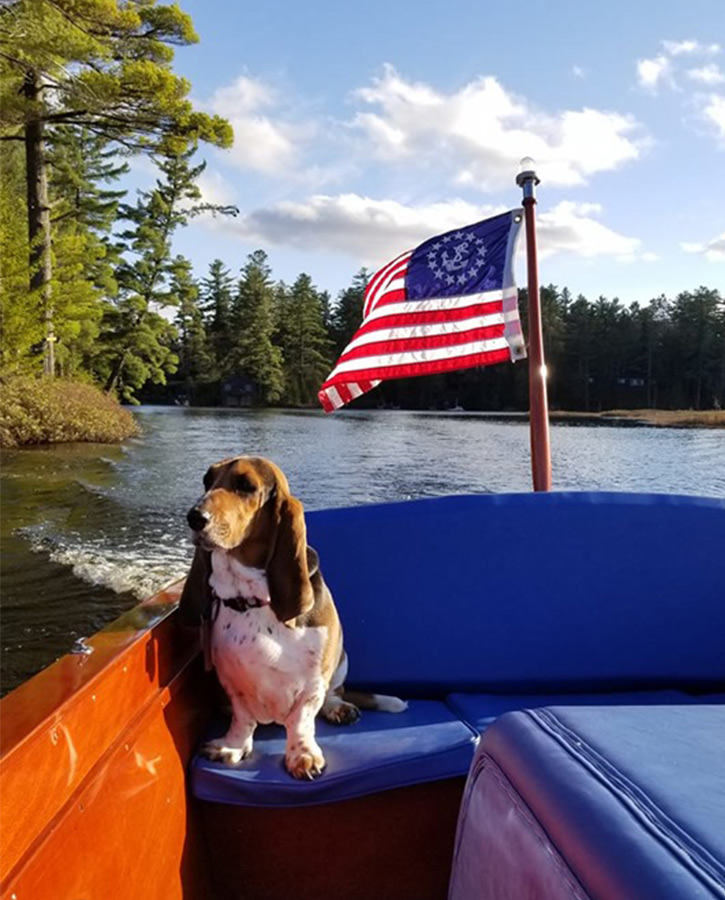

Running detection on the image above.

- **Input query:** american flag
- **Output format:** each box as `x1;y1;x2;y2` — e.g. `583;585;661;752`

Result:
318;209;527;412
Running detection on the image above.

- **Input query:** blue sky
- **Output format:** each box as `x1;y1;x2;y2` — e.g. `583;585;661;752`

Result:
158;0;724;306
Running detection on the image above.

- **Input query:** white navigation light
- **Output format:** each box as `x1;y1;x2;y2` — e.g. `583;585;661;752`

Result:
519;156;536;174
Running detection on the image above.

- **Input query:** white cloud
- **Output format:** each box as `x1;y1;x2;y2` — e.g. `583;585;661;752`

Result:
222;194;503;263
536;201;642;260
572;65;586;79
205;75;310;175
636;40;722;91
197;193;647;268
350;66;645;191
681;232;725;261
687;64;725;85
636;41;725;147
662;39;720;56
702;94;725;142
637;55;673;90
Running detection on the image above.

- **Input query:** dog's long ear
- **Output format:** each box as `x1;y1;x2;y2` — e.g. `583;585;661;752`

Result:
266;495;314;623
178;547;212;628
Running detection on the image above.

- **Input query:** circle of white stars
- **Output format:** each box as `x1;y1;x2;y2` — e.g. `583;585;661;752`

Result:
426;232;487;288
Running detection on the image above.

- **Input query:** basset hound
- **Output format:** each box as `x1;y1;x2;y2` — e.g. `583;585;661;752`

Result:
179;455;406;780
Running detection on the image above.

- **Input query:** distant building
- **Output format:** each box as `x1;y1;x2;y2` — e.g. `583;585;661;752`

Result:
221;375;257;407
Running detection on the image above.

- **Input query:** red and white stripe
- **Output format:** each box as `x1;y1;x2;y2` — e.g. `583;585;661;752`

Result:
319;279;525;412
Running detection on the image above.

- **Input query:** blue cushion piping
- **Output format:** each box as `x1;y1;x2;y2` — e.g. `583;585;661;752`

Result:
527;708;725;895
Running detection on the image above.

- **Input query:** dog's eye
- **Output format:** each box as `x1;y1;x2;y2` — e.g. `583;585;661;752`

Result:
234;474;256;494
203;468;214;490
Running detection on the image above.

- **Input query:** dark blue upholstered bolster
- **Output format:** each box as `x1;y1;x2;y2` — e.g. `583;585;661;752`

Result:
465;705;725;900
446;690;725;733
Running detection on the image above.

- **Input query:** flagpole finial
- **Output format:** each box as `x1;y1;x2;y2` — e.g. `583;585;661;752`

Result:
516;157;540;201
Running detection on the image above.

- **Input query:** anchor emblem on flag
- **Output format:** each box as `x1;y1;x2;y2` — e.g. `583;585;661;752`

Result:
426;231;487;288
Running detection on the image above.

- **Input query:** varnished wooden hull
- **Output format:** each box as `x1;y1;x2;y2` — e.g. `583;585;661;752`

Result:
0;583;214;900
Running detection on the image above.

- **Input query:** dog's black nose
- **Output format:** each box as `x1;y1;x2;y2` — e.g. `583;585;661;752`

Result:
187;507;209;532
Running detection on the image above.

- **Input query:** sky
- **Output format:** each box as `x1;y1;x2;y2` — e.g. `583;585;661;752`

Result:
155;0;725;307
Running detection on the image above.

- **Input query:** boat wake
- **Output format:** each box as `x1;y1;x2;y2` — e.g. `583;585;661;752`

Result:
24;527;191;600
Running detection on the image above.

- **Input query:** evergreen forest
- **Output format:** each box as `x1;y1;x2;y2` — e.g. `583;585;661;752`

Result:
1;0;723;414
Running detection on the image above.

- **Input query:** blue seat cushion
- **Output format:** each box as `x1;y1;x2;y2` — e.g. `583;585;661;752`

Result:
190;700;478;808
446;690;724;733
306;493;725;695
470;705;725;899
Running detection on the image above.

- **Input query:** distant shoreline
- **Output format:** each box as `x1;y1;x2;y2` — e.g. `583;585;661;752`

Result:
551;409;725;429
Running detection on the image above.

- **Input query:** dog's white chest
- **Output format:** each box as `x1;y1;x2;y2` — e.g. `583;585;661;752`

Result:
208;552;327;725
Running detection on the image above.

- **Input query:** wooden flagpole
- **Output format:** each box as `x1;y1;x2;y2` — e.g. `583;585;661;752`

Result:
516;158;552;491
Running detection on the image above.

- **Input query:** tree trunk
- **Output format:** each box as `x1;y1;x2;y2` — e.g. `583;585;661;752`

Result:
104;350;128;395
23;69;55;375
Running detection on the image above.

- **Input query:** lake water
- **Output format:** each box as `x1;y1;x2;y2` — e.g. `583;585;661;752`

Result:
2;406;724;695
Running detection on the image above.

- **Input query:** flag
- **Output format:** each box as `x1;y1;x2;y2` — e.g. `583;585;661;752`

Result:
318;209;526;412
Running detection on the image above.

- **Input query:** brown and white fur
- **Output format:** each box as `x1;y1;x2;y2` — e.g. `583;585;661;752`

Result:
179;455;406;780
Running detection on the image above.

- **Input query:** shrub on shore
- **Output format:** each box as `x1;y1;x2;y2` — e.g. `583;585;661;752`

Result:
0;377;140;448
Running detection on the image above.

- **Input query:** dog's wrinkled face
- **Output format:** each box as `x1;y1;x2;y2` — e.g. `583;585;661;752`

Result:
187;456;288;553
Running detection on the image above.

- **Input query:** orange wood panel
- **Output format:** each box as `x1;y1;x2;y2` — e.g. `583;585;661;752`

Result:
0;583;212;897
2;660;213;900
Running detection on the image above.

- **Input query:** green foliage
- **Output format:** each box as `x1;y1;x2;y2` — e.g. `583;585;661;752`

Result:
172;255;213;391
276;273;333;406
48;127;128;296
0;143;44;372
95;147;210;398
0;0;232;379
200;258;235;377
0;0;233;151
227;251;284;403
330;268;368;355
0;376;139;447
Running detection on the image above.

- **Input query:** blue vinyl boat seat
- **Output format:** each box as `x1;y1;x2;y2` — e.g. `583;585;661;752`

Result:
191;700;478;808
449;704;725;900
189;691;724;808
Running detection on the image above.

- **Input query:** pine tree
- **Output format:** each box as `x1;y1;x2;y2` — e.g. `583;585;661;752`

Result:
0;0;232;374
200;259;235;379
40;128;130;374
277;274;333;406
669;287;723;409
172;256;211;398
48;127;128;296
228;251;284;403
331;269;368;355
94;148;210;398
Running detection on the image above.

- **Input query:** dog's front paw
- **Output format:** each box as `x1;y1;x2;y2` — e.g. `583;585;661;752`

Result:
202;737;253;766
285;743;326;780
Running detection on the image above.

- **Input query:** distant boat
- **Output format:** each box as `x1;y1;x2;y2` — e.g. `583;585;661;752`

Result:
2;491;724;900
